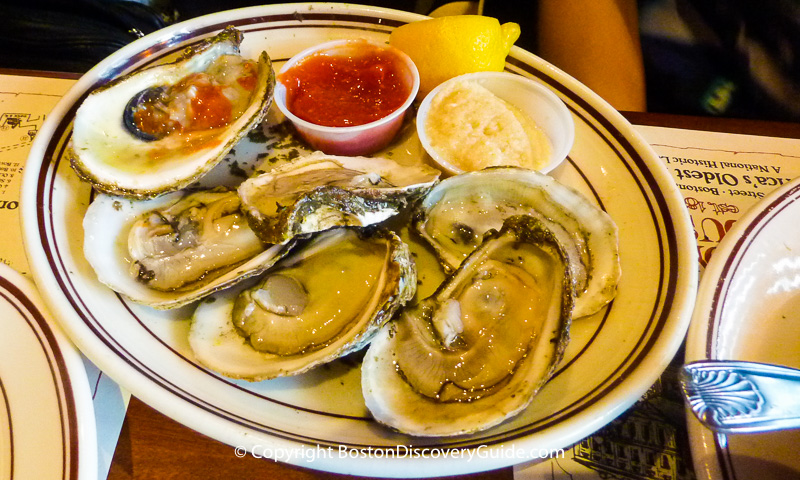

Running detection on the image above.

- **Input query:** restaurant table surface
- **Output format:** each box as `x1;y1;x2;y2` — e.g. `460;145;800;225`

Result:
5;68;800;480
104;112;800;480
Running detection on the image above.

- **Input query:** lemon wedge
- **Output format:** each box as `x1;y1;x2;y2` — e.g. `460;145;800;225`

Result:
390;15;520;98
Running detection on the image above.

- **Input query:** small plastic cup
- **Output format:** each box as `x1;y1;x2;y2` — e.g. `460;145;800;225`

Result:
416;71;575;175
274;39;420;156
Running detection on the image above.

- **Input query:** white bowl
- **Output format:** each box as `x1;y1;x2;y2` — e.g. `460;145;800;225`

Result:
274;39;419;156
416;71;575;175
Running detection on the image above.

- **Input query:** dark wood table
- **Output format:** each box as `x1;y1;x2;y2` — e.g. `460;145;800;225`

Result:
103;112;800;479
108;397;516;480
6;67;800;478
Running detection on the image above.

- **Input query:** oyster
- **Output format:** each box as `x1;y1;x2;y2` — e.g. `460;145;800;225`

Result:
362;216;574;436
237;151;441;243
414;166;620;318
69;26;276;198
189;226;416;380
83;189;293;310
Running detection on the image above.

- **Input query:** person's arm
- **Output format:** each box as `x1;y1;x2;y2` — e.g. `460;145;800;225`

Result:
537;0;646;111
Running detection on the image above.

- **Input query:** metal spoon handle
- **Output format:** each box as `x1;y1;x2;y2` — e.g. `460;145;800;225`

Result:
680;360;800;434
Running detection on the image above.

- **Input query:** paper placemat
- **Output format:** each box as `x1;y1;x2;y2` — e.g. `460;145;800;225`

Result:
0;73;128;480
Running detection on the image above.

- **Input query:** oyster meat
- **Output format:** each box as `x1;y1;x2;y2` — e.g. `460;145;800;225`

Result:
414;166;620;318
238;151;441;243
189;226;416;380
362;215;574;436
83;189;293;310
69;26;276;198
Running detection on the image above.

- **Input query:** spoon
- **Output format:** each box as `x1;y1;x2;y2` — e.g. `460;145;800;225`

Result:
680;360;800;434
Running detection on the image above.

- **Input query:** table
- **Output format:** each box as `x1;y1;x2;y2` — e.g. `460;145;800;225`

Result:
5;67;800;480
101;112;800;480
109;397;516;479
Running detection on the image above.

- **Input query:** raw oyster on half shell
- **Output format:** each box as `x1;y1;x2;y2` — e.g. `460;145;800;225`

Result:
189;226;416;381
69;26;276;198
414;166;620;318
83;189;294;310
362;215;574;436
237;151;441;244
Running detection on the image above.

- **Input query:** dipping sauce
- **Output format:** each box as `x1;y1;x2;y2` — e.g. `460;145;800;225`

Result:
131;55;259;139
279;42;413;127
424;79;552;171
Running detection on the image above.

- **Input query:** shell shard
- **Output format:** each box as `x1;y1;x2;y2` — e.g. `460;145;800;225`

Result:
189;226;416;381
83;189;293;310
237;151;441;244
414;166;620;318
362;215;574;436
69;26;276;199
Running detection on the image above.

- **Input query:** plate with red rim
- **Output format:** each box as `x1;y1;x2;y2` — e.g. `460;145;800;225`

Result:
21;3;698;477
0;263;97;480
685;176;800;480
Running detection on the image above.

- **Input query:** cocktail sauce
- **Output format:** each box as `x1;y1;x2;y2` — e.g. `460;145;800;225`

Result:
279;43;412;127
132;56;259;139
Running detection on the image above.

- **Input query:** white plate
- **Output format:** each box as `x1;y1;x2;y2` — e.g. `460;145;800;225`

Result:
21;3;698;477
686;177;800;479
0;263;97;480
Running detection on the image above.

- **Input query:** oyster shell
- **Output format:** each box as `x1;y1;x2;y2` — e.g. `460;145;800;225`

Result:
83;189;294;310
69;26;276;199
362;215;574;436
237;151;441;243
414;166;620;318
189;226;416;381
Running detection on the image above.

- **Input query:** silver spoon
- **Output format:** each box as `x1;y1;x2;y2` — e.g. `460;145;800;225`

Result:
680;360;800;434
